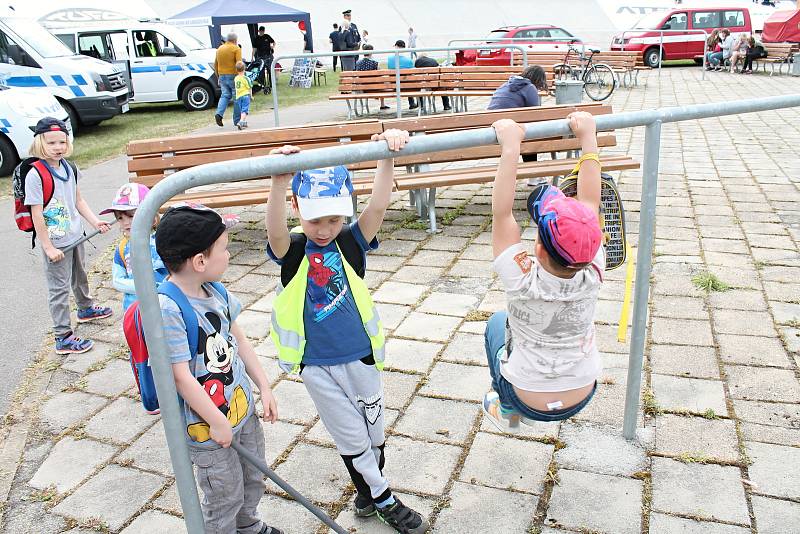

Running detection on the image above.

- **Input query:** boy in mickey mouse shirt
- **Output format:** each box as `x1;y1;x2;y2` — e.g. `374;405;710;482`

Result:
155;204;281;534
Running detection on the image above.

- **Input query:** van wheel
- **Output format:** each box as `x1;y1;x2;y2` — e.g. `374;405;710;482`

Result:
59;101;81;132
182;81;213;111
644;48;662;68
0;135;19;177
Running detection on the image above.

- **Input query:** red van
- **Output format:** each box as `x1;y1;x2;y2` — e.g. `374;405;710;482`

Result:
610;7;752;67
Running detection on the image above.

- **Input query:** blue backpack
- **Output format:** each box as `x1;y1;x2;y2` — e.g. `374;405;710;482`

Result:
123;281;228;412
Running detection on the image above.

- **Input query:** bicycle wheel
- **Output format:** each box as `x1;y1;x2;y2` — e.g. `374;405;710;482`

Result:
583;63;616;101
553;63;573;82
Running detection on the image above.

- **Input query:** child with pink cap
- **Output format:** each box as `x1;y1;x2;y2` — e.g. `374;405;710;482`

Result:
483;112;605;432
101;183;168;311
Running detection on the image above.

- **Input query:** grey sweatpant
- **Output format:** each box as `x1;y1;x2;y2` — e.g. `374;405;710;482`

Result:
42;242;93;337
302;359;389;500
188;415;267;534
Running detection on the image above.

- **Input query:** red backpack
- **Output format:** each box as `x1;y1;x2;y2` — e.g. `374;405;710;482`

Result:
12;158;77;247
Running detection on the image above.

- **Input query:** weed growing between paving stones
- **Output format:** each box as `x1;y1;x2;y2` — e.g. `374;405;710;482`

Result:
641;388;661;417
691;271;730;292
27;485;58;503
463;310;492;322
77;516;110;533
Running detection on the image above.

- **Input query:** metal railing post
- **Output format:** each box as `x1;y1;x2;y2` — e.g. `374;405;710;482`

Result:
395;51;402;119
129;230;205;532
622;119;662;440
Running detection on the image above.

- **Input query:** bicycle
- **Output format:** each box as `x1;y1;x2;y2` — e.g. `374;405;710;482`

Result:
553;45;616;101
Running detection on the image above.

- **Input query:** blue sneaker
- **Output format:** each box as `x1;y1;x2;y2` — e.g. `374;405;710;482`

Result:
77;305;113;323
55;333;94;355
482;391;521;433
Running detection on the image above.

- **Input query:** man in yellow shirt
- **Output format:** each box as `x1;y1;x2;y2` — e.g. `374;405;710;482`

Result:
214;32;242;127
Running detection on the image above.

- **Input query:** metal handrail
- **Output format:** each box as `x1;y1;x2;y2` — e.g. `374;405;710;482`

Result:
129;93;800;532
269;44;529;125
616;28;710;79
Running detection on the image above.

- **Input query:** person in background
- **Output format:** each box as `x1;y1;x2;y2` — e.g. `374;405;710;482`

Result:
253;26;275;61
214;32;242;127
329;23;345;71
387;40;416;109
362;29;370;47
234;61;253;129
340;21;358;71
408;28;418;60
741;35;765;74
704;29;721;68
487;65;547;163
728;33;750;73
343;8;362;61
355;44;379;71
708;28;732;71
413;54;451;111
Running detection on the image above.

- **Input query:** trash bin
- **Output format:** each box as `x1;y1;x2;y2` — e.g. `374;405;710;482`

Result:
792;53;800;77
554;79;584;105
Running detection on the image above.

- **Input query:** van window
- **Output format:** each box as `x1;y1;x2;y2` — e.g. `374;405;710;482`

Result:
662;12;687;31
78;34;110;61
723;11;745;28
692;11;721;29
133;30;181;57
0;29;25;65
56;33;77;53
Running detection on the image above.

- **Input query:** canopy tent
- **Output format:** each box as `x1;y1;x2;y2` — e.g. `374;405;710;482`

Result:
762;10;800;42
168;0;312;51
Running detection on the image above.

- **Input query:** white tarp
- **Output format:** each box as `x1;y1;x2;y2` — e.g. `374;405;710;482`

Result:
6;1;159;25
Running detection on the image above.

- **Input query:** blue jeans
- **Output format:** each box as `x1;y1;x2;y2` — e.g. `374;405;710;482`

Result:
708;51;724;66
237;95;251;115
484;311;596;422
215;74;241;124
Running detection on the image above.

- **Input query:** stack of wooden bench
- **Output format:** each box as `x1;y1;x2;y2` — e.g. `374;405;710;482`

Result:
754;43;800;75
512;50;643;86
330;65;554;118
126;103;640;231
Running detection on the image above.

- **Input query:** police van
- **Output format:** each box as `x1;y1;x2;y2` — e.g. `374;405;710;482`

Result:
49;20;220;111
0;83;70;175
0;17;128;129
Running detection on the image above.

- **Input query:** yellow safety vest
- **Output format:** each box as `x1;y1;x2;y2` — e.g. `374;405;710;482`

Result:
270;237;385;374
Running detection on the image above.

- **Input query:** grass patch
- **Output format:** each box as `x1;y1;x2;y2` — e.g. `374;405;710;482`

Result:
642;388;661;417
28;485;58;503
0;71;340;199
691;271;730;292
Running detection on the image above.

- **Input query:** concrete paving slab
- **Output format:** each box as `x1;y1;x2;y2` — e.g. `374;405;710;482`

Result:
394;396;479;444
751;495;800;534
746;441;800;500
725;365;800;403
557;422;648;477
384;338;441;373
434;482;536;533
648;513;749;534
52;465;166;531
28;437;118;493
120;510;188;533
383;435;462;495
651;457;749;524
655;414;740;462
651;374;728;414
39;391;109;434
459;432;553;494
546;469;642;534
420;361;488;401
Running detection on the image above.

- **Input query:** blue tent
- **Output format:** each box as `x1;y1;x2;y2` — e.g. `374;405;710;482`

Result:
169;0;312;52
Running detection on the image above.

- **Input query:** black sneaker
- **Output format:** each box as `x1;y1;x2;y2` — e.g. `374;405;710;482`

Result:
354;493;376;517
376;498;429;534
258;525;283;534
215;113;223;127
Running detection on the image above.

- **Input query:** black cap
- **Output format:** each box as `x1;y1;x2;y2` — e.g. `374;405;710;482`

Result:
155;204;237;263
34;117;69;136
342;9;351;15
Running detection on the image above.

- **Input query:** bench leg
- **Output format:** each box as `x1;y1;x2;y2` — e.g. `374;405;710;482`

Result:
345;100;353;120
427;187;438;233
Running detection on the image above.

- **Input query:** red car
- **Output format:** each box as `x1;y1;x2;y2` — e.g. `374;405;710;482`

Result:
456;25;582;66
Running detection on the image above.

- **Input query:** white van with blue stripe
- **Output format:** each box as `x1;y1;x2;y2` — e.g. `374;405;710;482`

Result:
49;21;219;112
0;18;128;130
0;83;70;175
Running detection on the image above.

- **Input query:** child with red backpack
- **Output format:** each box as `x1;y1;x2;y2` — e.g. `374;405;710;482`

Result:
18;117;113;355
101;183;168;312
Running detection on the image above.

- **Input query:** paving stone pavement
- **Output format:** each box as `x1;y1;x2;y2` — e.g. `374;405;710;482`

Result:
2;67;800;533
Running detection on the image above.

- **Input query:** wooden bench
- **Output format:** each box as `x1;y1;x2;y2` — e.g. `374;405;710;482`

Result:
127;104;639;231
514;50;642;86
330;66;553;118
755;43;800;75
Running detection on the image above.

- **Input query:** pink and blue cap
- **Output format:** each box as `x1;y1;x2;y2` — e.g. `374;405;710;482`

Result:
100;183;152;215
527;185;602;267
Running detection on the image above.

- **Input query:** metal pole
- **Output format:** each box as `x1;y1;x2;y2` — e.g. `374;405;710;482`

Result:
269;44;528;126
622;120;662;440
129;234;204;530
230;442;348;534
132;94;800;531
395;51;401;119
60;219;116;254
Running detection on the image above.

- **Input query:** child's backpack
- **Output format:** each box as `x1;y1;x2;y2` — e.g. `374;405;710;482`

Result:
12;157;78;247
123;281;228;412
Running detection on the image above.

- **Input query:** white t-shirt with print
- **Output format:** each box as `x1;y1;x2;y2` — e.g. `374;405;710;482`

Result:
493;242;605;392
